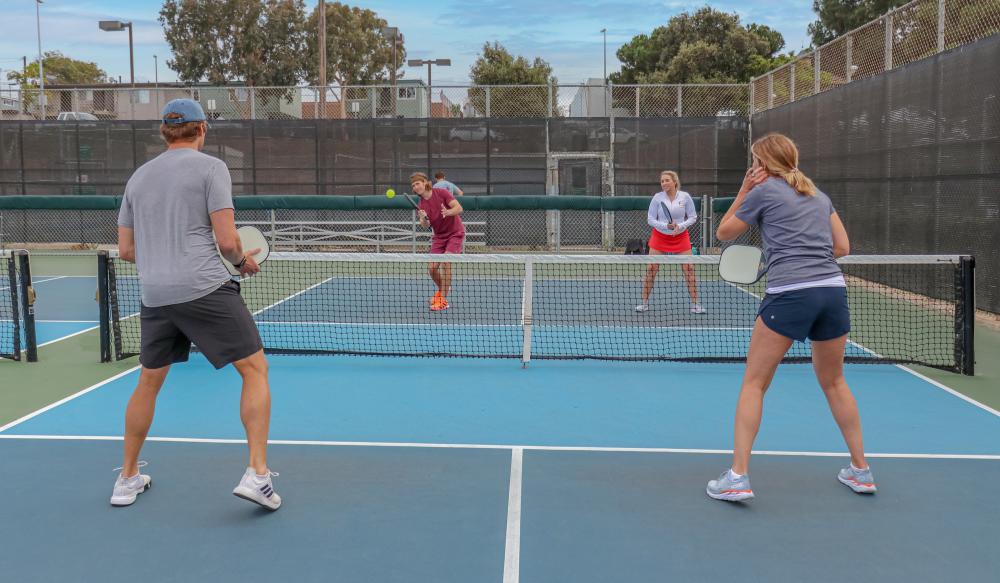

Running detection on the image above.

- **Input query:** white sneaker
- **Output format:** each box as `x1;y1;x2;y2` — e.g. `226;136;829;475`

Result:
232;467;282;511
110;461;151;507
690;303;706;314
635;303;649;312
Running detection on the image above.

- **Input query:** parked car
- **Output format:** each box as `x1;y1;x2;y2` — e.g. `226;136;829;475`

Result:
448;125;504;142
57;112;99;121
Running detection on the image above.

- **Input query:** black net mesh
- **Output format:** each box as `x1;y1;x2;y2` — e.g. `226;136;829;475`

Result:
1;117;747;199
106;253;972;373
752;34;1000;313
1;254;18;359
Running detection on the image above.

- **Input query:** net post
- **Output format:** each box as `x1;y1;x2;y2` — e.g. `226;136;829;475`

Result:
6;253;21;361
107;255;125;361
97;251;112;363
15;251;37;362
958;256;975;376
520;258;533;367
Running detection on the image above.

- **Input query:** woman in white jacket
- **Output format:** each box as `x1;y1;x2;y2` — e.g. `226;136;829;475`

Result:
636;170;705;314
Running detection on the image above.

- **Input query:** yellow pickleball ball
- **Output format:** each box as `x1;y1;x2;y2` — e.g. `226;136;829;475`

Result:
386;188;395;199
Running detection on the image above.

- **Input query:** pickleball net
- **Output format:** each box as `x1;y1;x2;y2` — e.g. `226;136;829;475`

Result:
99;252;975;374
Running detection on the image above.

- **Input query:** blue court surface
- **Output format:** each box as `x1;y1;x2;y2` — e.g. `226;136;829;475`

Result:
2;354;999;582
22;275;100;346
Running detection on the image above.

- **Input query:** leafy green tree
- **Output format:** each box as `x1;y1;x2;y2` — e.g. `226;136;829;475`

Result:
467;42;557;117
303;2;405;117
6;51;108;114
612;7;789;85
7;51;107;87
160;0;308;86
808;1;909;46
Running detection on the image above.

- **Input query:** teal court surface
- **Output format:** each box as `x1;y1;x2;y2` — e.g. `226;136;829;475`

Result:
2;353;999;582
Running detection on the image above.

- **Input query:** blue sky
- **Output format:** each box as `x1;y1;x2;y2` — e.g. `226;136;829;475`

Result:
0;1;817;86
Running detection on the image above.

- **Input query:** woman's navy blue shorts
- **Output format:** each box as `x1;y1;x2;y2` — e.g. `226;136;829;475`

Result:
757;286;851;342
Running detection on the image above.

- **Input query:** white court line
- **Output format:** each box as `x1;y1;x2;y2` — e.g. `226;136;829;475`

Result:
895;364;1000;418
252;276;337;316
1;275;93;291
0;366;141;433
0;434;997;460
37;320;99;323
36;324;100;348
721;281;1000;420
503;448;523;583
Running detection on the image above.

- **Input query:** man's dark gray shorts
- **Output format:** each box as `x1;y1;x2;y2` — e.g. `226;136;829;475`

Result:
139;280;263;369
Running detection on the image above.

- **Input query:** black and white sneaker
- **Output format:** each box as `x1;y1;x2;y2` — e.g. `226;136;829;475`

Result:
232;467;282;510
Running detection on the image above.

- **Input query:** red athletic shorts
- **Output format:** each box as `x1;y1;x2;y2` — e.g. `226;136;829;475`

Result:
431;232;465;254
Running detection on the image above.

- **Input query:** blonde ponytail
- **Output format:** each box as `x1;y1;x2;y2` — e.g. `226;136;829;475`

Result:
751;134;817;196
781;168;816;196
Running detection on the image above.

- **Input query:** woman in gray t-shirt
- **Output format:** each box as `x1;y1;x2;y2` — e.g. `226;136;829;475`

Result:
706;133;876;502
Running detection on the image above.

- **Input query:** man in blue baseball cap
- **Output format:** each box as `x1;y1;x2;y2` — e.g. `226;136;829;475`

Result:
111;98;281;511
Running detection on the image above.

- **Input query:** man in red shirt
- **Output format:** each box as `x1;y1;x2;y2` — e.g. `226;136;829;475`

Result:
411;172;464;311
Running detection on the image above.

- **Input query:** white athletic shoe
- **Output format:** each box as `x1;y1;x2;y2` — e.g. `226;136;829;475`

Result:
690;303;707;314
232;467;282;511
110;461;151;507
635;303;649;312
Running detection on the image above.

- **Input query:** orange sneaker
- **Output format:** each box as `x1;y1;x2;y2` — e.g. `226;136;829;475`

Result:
429;291;442;307
430;298;450;311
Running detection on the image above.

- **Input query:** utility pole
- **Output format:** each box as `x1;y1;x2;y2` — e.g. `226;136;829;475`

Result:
318;0;326;119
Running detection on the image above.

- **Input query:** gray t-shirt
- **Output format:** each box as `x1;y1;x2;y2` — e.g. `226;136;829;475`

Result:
433;179;459;196
117;148;234;307
735;177;842;289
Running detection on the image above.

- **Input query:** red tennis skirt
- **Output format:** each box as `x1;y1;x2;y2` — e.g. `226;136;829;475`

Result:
648;228;692;254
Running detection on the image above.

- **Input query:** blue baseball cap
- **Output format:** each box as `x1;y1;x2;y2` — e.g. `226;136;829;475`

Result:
160;98;207;124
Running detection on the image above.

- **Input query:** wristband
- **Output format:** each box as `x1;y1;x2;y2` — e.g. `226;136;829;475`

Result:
235;256;247;269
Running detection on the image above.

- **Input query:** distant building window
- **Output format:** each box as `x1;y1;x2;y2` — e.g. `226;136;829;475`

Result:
398;87;416;100
229;88;250;102
137;90;151;105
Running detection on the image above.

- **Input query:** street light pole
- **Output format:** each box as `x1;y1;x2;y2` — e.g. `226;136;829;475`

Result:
127;22;134;87
153;55;158;86
36;0;45;118
601;28;607;84
98;21;135;85
407;58;450;118
381;27;402;117
318;0;326;119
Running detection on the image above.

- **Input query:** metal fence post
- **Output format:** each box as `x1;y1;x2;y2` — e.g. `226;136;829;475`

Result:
607;81;613;119
269;210;277;248
937;0;946;52
634;85;640;117
814;48;821;94
250;87;257;120
846;35;854;82
371;87;377;119
547;81;553;117
701;195;709;251
884;13;894;72
790;62;796;102
767;74;774;109
485;86;491;117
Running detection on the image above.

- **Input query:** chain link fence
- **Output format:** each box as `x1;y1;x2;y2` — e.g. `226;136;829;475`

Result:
0;117;747;196
751;0;1000;114
1;83;748;121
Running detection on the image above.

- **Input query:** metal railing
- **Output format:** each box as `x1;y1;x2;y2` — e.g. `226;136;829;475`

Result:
0;83;749;121
751;0;1000;113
